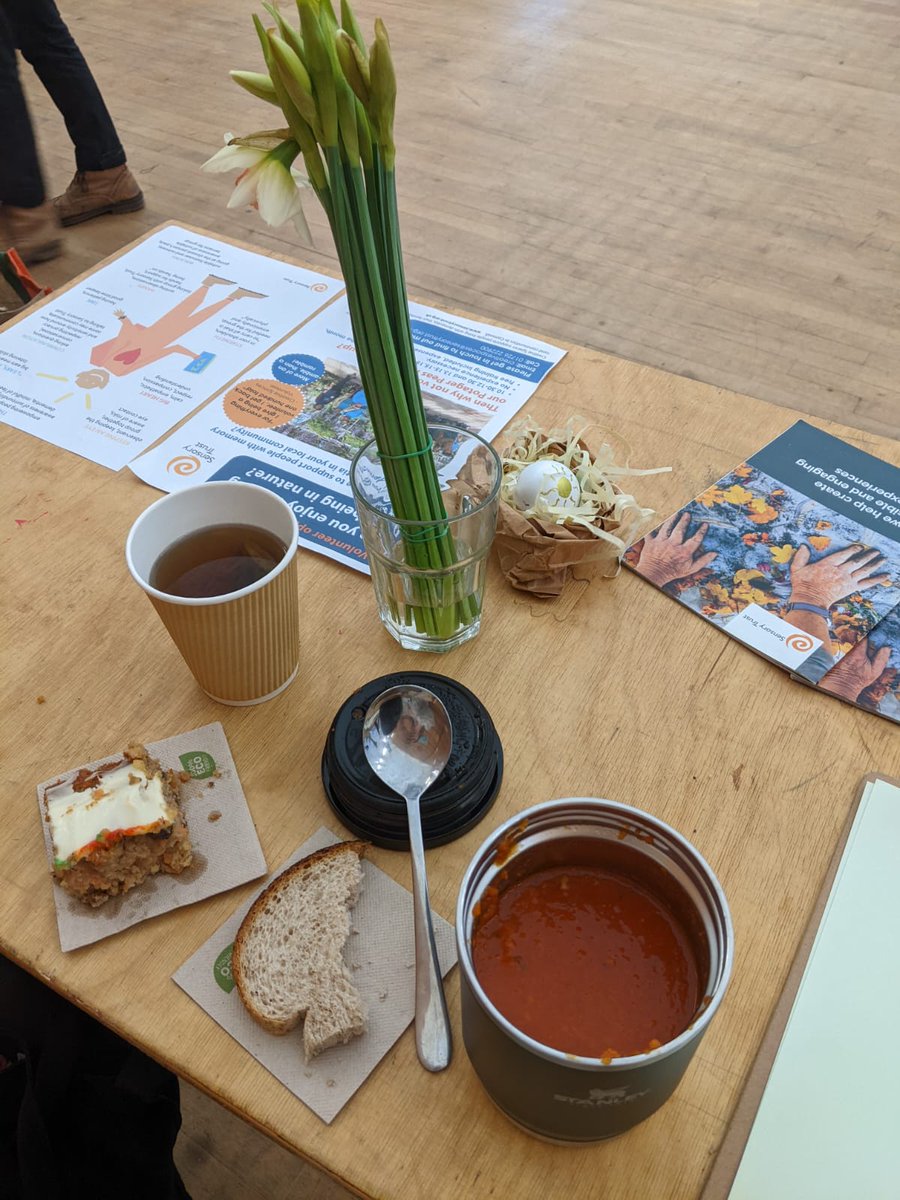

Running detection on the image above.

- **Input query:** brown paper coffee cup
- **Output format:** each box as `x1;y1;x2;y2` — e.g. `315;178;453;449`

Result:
126;482;300;705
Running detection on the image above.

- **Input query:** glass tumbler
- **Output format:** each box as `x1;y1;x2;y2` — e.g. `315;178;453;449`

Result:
350;423;502;652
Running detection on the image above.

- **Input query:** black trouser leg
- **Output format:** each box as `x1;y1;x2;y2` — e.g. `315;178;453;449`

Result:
0;6;45;206
2;0;126;173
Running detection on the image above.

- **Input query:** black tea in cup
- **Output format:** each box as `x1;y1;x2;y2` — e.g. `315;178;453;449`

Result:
150;524;287;599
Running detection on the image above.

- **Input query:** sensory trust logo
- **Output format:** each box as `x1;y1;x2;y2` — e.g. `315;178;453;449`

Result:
785;632;816;653
167;455;201;476
726;604;822;668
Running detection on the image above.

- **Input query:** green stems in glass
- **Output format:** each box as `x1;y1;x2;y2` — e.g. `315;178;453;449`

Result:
224;1;487;641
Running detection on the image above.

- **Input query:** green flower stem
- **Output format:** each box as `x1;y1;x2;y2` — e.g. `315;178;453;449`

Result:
227;1;482;640
325;148;443;633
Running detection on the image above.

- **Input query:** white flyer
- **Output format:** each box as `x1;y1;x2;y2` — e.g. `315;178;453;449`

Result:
130;296;565;570
0;225;342;470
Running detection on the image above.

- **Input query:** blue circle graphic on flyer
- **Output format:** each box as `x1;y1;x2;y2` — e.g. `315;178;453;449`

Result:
272;353;325;387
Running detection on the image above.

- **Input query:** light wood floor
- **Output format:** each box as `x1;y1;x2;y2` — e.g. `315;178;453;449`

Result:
12;0;898;1196
20;0;900;442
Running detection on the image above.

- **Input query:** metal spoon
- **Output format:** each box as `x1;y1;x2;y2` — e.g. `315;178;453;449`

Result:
363;685;453;1072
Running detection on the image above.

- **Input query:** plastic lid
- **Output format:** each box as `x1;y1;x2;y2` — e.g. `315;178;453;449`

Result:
321;671;503;849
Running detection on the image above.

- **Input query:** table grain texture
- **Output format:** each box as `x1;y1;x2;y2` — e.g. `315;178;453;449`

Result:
3;232;898;1200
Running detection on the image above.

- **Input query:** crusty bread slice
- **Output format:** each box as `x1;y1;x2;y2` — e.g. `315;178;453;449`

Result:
232;840;368;1060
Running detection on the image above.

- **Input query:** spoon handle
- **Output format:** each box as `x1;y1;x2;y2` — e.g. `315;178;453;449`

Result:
406;795;452;1072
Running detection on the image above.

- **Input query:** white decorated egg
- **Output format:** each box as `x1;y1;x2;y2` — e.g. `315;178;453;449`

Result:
514;459;582;510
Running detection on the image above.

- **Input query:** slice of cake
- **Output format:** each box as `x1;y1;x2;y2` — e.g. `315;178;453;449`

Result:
43;743;192;907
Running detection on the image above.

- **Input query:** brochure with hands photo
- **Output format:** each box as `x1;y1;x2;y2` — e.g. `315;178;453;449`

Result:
811;605;899;722
626;421;900;722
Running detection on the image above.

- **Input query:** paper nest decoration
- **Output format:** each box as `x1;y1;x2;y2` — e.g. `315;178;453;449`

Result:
491;420;670;598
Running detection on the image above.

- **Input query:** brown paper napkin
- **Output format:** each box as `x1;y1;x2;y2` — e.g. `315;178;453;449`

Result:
36;723;267;952
172;826;458;1124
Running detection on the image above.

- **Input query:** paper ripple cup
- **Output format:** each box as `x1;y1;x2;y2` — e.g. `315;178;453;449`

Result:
126;481;300;705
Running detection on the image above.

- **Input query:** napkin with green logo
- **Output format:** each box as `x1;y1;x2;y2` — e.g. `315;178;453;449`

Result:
37;722;267;951
172;827;457;1123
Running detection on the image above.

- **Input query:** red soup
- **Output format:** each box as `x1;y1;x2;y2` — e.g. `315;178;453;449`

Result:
471;838;706;1059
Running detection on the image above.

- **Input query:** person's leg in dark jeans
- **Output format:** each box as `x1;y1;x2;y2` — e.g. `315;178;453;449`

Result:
1;0;144;226
0;5;61;263
0;9;44;207
5;0;125;172
0;955;192;1200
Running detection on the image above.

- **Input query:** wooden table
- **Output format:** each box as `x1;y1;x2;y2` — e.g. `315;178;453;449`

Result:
3;243;898;1200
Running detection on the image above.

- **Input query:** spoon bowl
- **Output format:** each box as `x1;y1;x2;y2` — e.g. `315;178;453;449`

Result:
363;686;452;801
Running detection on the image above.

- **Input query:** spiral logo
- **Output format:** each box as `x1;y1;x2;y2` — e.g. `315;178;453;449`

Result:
311;282;329;293
786;632;815;653
166;455;201;476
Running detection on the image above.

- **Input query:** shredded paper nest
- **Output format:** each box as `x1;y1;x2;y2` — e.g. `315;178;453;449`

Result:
493;420;670;597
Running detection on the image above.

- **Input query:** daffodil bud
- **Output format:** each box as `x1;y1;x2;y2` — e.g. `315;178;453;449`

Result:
340;0;367;54
262;0;306;62
252;15;322;171
297;0;339;147
252;15;287;101
230;71;279;106
318;0;339;38
314;3;360;164
369;19;396;163
329;73;356;164
268;34;322;140
231;128;292;149
336;30;370;108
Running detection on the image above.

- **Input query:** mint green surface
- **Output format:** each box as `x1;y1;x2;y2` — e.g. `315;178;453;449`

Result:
730;778;900;1200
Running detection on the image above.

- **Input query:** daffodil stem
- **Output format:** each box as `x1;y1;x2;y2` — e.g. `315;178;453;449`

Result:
229;1;480;638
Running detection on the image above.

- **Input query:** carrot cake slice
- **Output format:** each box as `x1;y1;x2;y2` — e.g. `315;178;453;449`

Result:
44;742;192;907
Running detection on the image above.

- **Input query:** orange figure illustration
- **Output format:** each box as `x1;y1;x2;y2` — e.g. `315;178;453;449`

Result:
87;274;266;379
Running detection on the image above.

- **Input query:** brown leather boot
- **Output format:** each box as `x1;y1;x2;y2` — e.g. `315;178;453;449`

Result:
0;201;62;265
53;165;145;227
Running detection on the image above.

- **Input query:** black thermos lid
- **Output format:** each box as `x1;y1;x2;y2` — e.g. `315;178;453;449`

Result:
321;671;503;849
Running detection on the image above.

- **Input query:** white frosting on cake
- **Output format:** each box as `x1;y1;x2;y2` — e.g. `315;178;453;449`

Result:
46;761;173;864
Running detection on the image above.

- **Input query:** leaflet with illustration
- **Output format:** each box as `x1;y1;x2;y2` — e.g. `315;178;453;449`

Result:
0;226;342;470
626;421;900;706
130;296;565;571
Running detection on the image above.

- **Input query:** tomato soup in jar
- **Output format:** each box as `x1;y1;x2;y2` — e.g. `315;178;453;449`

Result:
471;836;707;1059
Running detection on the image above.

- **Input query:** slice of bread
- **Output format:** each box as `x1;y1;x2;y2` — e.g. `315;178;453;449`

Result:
232;840;368;1060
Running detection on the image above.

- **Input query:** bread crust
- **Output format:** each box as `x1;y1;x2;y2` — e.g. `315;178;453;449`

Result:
232;839;369;1037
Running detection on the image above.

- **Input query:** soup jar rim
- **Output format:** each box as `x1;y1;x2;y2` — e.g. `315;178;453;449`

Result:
455;796;734;1071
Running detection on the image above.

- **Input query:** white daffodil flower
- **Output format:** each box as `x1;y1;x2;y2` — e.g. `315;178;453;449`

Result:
201;139;268;176
202;135;312;244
